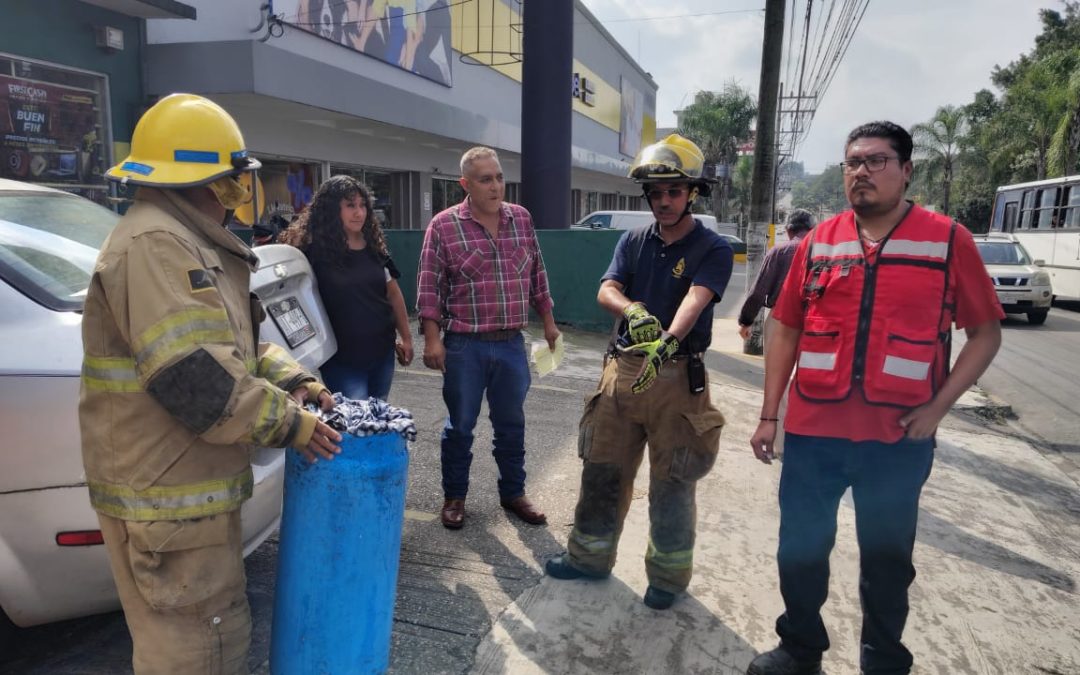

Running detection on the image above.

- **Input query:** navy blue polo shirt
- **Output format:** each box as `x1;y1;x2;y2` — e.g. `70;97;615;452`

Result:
603;218;733;353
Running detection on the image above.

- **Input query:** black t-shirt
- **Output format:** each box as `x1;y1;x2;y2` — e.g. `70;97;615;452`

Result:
309;247;398;368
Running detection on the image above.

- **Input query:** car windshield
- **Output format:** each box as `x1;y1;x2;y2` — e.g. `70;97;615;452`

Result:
976;241;1031;265
0;191;118;312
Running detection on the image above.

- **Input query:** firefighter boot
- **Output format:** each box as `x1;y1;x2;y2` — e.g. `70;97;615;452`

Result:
545;554;609;580
642;585;677;610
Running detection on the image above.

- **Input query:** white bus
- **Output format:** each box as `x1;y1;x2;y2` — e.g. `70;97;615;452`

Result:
989;174;1080;300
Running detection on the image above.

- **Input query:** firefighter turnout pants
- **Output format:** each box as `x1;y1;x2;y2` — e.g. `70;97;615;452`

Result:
566;353;726;593
98;510;251;675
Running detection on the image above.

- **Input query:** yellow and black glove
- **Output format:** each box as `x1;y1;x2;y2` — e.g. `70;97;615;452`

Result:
622;302;661;344
625;331;680;394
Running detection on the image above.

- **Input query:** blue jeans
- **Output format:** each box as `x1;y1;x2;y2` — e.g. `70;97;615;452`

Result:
440;333;531;501
320;351;396;401
775;433;934;675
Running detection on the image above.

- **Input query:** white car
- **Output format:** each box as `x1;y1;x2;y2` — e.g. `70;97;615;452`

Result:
974;233;1054;325
0;179;335;641
574;209;724;233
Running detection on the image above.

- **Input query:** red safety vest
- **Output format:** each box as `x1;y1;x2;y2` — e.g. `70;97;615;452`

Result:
795;204;956;408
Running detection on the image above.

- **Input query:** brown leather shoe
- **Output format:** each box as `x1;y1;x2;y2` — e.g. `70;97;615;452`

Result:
500;496;547;525
441;499;465;529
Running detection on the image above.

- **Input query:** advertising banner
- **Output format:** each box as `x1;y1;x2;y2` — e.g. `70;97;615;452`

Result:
0;73;104;186
276;0;454;87
619;76;643;158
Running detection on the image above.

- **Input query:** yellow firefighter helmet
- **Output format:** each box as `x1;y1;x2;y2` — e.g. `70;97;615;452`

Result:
106;94;260;206
628;134;712;183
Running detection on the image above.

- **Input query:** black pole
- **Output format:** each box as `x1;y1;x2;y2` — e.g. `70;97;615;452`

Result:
744;0;786;355
521;0;573;229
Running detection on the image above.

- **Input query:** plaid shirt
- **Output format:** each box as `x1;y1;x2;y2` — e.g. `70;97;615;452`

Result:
416;198;554;333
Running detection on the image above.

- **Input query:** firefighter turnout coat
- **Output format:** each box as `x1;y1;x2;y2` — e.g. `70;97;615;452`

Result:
794;203;956;408
80;188;322;522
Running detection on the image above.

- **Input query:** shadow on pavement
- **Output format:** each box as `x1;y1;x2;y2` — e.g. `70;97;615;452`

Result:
916;509;1075;592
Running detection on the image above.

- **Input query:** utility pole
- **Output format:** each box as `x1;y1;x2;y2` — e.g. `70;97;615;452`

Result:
743;0;786;356
522;0;573;229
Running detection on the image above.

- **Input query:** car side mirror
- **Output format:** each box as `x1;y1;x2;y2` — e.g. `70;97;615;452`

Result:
1034;259;1045;266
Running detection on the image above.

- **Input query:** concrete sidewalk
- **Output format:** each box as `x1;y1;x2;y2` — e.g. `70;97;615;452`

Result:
468;318;1080;675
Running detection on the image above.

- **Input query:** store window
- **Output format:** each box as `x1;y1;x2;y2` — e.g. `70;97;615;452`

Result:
505;182;521;205
261;159;321;223
330;165;396;228
0;54;111;207
432;177;465;213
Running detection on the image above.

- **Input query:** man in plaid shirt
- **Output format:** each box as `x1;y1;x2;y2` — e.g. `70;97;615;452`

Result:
417;146;560;530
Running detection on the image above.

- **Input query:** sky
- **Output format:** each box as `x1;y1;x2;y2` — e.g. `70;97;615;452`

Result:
579;0;1049;174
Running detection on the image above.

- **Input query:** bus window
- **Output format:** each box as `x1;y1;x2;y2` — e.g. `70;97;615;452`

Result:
1034;188;1058;229
1003;202;1019;231
1019;190;1034;229
1064;186;1080;230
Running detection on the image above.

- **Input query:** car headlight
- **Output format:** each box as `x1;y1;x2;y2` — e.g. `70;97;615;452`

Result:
1031;271;1051;286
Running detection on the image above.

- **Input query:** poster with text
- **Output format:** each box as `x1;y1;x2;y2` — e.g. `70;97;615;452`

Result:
0;73;103;184
279;0;453;87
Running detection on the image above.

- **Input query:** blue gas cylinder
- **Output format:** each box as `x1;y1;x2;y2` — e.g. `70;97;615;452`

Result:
270;432;409;674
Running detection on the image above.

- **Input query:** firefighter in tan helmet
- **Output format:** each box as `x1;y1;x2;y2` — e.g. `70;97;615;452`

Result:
545;134;734;610
79;93;342;674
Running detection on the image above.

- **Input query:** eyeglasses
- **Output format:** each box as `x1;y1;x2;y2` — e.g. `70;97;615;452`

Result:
840;155;899;174
646;187;688;200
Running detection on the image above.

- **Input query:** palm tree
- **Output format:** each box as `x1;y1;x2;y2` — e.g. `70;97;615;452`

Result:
913;105;967;214
677;83;756;222
1048;66;1080;176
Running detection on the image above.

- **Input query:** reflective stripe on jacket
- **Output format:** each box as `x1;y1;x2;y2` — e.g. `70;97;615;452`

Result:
794;204;956;408
79;188;319;521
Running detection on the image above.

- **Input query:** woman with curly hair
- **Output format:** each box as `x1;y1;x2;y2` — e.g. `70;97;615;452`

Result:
279;174;413;400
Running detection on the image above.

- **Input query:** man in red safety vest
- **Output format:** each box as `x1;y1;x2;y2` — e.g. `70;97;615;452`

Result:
746;121;1004;675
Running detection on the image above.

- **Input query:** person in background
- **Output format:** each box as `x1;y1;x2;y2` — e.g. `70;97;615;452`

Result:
738;208;816;348
280;175;413;400
746;121;1003;675
416;146;559;530
737;208;816;457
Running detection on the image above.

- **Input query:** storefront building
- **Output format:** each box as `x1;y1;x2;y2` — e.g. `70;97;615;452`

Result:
1;0;195;206
142;0;658;228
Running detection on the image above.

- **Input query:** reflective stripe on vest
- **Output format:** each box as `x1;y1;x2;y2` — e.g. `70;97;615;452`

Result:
799;351;837;371
88;470;253;521
881;239;949;260
810;240;863;259
883;354;931;380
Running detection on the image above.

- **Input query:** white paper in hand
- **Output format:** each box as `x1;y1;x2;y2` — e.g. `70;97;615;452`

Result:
530;334;564;377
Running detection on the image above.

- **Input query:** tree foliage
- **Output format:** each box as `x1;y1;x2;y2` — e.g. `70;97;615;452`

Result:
910;2;1080;229
677;82;756;221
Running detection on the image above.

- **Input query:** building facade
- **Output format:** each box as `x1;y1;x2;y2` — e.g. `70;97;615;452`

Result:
141;0;658;228
0;0;195;207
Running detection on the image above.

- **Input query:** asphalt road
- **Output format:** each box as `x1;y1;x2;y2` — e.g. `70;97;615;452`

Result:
965;300;1080;475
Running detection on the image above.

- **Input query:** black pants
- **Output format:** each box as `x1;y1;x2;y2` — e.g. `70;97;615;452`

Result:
775;433;934;674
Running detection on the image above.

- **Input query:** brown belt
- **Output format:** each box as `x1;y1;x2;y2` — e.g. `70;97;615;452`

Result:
449;329;521;342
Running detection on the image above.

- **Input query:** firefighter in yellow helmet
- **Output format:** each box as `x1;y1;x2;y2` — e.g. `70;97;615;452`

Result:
80;93;343;674
545;133;734;610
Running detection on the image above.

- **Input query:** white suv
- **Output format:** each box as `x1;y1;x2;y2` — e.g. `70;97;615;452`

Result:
974;233;1053;325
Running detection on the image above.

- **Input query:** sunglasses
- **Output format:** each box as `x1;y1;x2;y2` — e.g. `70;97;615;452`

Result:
646;187;688;200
